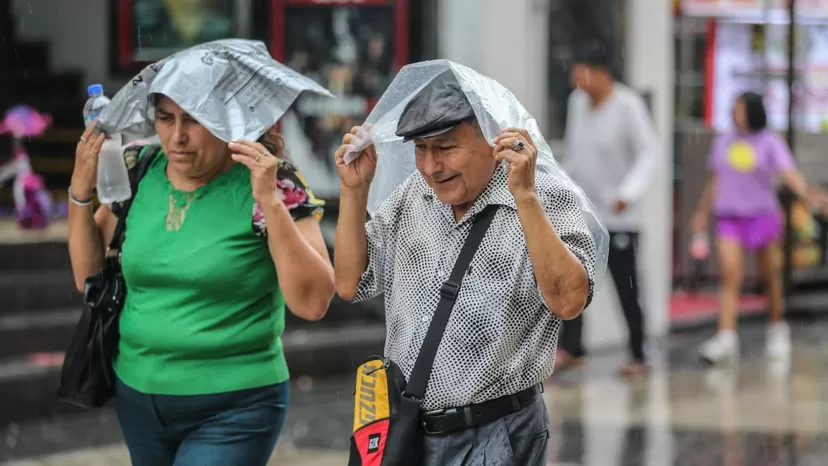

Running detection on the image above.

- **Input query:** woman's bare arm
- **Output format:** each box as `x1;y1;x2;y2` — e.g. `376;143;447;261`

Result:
68;201;118;292
691;174;716;231
261;200;335;321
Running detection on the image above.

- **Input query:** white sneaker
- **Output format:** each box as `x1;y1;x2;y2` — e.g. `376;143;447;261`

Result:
699;331;739;365
766;322;791;360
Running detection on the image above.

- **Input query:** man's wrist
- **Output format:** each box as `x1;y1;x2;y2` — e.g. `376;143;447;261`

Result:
513;190;540;209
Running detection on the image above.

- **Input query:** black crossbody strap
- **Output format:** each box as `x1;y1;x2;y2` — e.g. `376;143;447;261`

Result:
107;144;162;251
404;204;500;400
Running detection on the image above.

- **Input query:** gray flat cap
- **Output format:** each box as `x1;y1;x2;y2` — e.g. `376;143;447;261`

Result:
395;70;476;142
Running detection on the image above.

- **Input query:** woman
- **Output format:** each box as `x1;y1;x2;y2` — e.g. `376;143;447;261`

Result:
691;91;810;365
67;93;335;465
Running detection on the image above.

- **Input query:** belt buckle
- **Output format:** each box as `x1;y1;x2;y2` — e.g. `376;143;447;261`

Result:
422;407;458;436
423;407;456;417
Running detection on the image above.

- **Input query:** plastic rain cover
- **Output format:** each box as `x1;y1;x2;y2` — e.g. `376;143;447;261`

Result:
345;59;609;292
95;39;334;143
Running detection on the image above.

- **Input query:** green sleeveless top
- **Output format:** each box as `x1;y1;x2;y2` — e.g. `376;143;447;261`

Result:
113;145;324;395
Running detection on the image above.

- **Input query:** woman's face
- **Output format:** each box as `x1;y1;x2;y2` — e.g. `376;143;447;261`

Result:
154;95;229;179
732;98;748;132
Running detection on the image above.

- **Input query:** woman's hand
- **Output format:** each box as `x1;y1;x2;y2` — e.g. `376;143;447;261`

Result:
334;126;377;190
70;122;106;200
229;139;281;205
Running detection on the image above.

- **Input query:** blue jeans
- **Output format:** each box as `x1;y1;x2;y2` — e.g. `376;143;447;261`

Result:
115;378;289;466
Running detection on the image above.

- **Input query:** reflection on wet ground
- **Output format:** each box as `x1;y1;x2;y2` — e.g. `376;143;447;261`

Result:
3;319;828;465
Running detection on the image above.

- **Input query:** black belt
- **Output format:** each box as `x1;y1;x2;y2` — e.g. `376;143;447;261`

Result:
421;384;542;436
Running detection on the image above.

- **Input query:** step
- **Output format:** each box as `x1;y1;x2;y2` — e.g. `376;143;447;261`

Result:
0;294;382;356
0;243;72;272
792;266;828;292
786;290;828;314
671;290;828;333
0;309;80;359
0;321;385;425
0;270;80;314
0;264;381;322
0;355;85;425
7;41;50;70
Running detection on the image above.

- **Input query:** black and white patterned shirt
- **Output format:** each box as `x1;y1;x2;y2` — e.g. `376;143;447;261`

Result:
352;162;597;410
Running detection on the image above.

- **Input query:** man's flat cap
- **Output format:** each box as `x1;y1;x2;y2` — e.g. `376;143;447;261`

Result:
395;70;476;142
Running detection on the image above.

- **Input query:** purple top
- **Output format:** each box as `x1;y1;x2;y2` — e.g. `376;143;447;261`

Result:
708;130;795;216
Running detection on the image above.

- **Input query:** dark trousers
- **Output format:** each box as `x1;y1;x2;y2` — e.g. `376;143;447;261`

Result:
560;231;647;362
115;378;289;466
422;396;549;465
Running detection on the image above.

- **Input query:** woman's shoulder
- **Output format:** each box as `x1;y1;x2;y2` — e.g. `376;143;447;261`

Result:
251;158;325;238
754;129;787;146
122;142;163;171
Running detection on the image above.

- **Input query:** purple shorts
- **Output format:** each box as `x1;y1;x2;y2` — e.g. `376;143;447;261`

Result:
716;213;782;249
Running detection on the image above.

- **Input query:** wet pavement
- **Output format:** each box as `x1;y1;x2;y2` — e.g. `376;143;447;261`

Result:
2;319;828;465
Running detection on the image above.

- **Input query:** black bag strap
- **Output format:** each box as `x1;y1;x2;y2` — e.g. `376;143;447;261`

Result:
107;144;162;251
403;204;500;400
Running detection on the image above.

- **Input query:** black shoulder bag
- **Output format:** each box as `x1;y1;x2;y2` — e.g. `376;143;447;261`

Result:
57;145;161;408
348;204;499;466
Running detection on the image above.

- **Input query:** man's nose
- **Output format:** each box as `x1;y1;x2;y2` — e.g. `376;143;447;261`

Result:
421;152;443;177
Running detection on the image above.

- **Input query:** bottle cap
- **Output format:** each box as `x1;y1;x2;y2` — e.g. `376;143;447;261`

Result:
87;84;104;97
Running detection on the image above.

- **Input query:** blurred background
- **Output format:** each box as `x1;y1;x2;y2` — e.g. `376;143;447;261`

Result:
1;0;828;464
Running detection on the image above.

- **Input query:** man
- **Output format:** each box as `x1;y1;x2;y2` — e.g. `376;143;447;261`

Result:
558;40;660;377
334;69;597;464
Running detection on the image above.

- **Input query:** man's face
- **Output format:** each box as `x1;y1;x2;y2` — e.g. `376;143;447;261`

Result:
413;121;498;210
570;63;596;91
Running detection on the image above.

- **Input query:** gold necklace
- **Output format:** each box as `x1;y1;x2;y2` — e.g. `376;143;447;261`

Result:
165;191;196;232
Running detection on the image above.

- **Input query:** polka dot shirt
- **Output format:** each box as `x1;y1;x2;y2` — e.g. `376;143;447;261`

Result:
352;163;597;410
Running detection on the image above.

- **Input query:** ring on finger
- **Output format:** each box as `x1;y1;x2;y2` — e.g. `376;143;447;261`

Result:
512;140;525;152
80;136;87;142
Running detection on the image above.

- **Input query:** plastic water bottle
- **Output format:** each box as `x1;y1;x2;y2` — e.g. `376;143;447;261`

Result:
83;84;131;204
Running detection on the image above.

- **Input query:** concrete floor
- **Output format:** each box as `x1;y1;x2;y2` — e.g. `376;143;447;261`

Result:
1;319;827;465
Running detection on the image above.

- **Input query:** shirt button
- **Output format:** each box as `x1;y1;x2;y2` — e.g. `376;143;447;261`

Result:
422;315;429;322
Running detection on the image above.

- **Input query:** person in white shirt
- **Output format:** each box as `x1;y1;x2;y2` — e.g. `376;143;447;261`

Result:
558;40;660;377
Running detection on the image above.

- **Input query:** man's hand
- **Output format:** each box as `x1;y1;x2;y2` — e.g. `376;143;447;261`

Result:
612;199;628;213
493;127;538;201
334;126;377;190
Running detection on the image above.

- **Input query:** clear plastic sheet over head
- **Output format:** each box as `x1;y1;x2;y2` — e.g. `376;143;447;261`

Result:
95;39;335;143
345;59;609;293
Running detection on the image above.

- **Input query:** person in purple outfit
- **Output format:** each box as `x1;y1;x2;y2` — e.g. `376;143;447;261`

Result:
691;91;811;365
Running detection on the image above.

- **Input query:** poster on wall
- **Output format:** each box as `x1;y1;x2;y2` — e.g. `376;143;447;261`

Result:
114;0;252;73
710;21;828;133
270;0;408;201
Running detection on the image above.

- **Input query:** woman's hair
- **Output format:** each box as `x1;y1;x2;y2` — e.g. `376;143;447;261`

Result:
738;91;768;132
258;128;287;161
